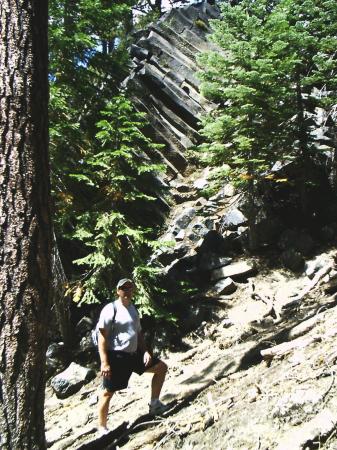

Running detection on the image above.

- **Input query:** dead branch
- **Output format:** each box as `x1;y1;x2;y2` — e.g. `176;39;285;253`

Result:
322;366;335;405
290;263;333;303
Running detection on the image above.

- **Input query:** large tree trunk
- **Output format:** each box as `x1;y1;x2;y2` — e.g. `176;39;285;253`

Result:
0;2;51;449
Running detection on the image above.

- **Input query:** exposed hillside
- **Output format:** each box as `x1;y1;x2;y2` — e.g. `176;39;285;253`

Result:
45;164;337;450
45;243;337;450
44;2;337;449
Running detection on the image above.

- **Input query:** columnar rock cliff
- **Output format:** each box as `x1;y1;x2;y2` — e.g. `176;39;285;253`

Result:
124;0;219;176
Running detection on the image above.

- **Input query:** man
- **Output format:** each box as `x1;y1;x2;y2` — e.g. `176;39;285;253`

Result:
97;278;168;436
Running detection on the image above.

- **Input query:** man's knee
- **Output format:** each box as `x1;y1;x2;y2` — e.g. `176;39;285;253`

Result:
156;360;168;375
100;389;114;400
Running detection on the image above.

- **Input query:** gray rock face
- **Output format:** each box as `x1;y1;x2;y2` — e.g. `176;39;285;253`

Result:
173;207;197;233
211;261;256;281
221;208;247;230
124;1;219;175
210;277;237;295
46;343;68;379
51;363;96;399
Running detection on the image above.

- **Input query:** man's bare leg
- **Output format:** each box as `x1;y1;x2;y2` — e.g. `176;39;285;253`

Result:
98;390;114;428
146;361;168;400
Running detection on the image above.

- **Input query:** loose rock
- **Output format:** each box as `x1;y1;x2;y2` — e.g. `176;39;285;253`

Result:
51;363;96;399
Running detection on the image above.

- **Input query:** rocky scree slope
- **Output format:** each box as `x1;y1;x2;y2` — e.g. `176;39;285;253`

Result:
45;166;337;450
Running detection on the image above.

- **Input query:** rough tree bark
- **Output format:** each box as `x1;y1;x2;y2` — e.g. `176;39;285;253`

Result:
0;1;51;449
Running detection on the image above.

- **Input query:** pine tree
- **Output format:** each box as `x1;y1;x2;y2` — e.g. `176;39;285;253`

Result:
71;95;167;315
198;0;337;249
49;1;170;315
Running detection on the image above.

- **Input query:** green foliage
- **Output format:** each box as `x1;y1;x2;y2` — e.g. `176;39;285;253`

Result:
198;0;337;248
133;9;161;30
65;95;168;315
199;165;231;199
49;0;171;318
49;0;136;222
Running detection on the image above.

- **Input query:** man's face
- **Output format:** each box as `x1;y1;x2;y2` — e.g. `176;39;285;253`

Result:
117;282;135;300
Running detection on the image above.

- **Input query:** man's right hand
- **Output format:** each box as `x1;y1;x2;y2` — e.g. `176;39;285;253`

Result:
101;363;111;378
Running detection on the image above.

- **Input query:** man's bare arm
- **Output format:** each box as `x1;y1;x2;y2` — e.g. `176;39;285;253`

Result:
138;331;152;367
98;329;111;377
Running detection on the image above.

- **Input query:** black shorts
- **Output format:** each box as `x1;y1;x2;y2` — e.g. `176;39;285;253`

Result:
102;350;160;392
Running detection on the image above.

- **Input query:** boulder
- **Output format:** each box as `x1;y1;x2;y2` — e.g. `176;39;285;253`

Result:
79;334;95;352
220;209;247;230
193;178;208;190
153;242;189;266
45;343;68;379
210;277;237;295
46;342;66;359
305;256;331;279
46;357;67;380
194;197;208;207
51;363;96;399
165;254;198;279
209;191;224;202
197;253;232;271
223;183;235;197
172;207;197;235
211;261;256;281
186;219;213;242
196;230;228;255
204;200;218;213
175;229;185;241
175;183;191;193
76;316;94;338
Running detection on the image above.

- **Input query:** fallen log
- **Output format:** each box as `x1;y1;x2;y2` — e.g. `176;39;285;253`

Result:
261;335;322;360
287;313;325;340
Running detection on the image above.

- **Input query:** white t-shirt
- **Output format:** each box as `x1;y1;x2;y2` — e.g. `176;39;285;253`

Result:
97;300;141;353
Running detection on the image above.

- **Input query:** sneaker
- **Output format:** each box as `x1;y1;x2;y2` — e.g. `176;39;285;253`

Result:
149;400;169;416
97;426;109;438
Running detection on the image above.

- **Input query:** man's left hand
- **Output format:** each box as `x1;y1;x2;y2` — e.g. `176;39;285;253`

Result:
143;351;152;367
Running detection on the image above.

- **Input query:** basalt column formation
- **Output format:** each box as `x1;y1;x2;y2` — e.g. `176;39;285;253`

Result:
124;0;220;177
